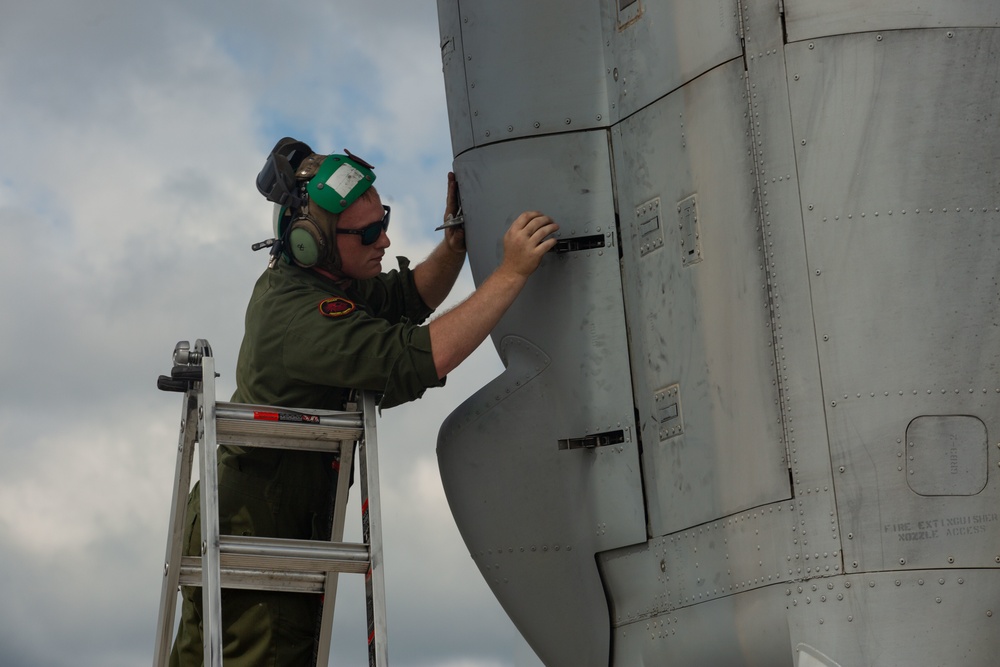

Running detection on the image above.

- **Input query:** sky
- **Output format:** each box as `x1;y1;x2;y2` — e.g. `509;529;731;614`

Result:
0;1;543;665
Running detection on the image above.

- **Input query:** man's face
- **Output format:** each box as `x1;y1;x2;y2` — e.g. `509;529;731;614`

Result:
335;193;390;280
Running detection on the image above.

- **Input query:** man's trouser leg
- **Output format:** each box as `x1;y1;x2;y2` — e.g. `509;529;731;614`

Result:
168;450;334;667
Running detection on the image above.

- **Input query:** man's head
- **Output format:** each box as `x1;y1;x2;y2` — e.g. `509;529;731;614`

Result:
257;137;387;276
311;187;391;279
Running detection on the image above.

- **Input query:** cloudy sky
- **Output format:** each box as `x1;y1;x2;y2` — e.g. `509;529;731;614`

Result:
0;1;543;665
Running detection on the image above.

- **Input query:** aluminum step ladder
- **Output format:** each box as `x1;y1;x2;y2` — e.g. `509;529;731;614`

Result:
152;339;388;666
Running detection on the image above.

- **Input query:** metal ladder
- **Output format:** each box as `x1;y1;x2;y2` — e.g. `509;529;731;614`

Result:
152;339;388;666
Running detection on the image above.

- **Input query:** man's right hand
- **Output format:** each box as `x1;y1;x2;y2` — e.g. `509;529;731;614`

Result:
500;211;560;278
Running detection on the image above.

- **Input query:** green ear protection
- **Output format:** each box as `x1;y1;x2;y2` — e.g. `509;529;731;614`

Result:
270;204;327;268
282;201;333;269
256;138;377;269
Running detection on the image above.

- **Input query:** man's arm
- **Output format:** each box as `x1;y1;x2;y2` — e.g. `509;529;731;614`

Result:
428;210;558;378
413;172;466;309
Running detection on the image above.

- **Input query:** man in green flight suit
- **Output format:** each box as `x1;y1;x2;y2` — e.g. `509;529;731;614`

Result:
169;138;559;666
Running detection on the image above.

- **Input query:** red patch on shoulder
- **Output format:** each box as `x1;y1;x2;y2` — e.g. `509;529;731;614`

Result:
318;296;356;318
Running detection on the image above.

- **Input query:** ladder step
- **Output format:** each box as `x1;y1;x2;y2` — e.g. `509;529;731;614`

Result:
178;536;371;592
179;560;329;593
215;402;364;452
222;534;371;571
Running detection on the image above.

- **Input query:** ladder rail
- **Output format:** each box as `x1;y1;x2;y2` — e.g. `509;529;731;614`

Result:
360;391;389;667
314;414;359;665
198;353;224;667
152;393;199;667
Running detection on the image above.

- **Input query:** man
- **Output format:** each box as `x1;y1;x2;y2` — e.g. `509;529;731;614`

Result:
169;138;558;666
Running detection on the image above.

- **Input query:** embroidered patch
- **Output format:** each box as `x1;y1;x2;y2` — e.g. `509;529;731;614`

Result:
318;296;356;318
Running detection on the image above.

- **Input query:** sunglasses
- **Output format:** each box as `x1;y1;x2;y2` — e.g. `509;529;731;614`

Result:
335;205;391;246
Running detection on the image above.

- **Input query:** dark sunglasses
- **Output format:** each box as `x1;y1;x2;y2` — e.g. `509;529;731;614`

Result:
335;205;391;246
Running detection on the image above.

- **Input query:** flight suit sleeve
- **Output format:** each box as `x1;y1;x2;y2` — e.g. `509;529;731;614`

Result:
281;299;445;409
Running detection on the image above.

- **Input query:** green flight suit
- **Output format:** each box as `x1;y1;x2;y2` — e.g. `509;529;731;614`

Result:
169;258;443;667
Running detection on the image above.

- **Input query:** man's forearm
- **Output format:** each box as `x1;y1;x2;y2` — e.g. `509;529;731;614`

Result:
427;267;527;378
413;239;466;309
426;208;559;379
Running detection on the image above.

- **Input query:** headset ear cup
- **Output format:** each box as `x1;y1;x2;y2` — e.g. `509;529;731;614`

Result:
286;217;327;268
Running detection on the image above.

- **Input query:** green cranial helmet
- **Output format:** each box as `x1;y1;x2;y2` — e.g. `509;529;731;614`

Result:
255;138;378;269
306;151;377;214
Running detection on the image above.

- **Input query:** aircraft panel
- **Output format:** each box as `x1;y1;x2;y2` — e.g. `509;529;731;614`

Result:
436;0;475;155
788;29;1000;572
438;129;646;667
785;0;1000;43
608;583;794;666
603;0;742;123
612;57;790;538
739;0;846;585
599;501;805;623
441;0;609;149
437;0;745;152
786;570;1000;665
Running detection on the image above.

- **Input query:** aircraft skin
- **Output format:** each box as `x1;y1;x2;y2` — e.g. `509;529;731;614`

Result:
434;1;1000;665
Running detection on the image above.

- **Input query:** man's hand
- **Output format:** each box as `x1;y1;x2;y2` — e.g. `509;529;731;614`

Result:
499;211;559;278
413;172;467;308
443;172;466;253
445;171;461;220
